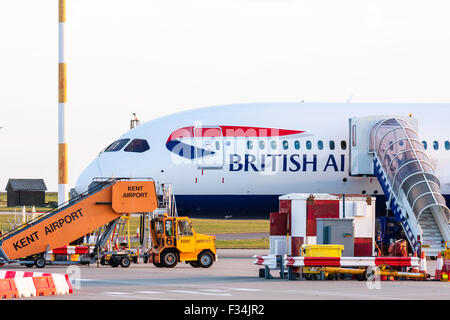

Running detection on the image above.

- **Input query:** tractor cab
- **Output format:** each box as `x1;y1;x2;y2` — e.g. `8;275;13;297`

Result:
149;215;217;268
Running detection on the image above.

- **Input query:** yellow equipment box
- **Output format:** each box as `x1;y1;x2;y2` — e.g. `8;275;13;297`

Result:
302;244;344;257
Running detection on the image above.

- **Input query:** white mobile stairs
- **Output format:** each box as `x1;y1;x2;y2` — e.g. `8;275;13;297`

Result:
350;116;450;257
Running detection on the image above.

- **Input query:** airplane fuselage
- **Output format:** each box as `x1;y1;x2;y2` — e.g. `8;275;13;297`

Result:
75;103;450;218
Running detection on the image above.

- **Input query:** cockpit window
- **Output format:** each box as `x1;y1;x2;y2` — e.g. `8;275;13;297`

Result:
124;139;150;153
104;139;130;152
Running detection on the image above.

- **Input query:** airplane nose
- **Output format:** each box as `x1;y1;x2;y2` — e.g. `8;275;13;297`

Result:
74;159;102;194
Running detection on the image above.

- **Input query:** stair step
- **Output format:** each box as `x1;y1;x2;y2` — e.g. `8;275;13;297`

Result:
422;227;440;230
423;241;444;244
421;230;440;234
422;231;442;236
423;237;444;242
423;235;443;239
423;246;443;250
423;249;443;257
421;226;439;230
423;237;443;241
423;243;444;248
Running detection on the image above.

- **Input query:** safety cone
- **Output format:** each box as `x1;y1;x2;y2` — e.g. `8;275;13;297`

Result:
411;251;422;273
435;252;443;281
419;251;428;277
31;206;36;221
21;206;26;224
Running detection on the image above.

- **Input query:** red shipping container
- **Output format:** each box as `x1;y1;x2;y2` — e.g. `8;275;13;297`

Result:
354;238;373;257
279;200;291;214
306;200;339;236
291;237;304;256
270;212;289;236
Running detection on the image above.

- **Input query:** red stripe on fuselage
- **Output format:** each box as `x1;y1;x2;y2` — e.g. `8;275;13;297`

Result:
166;126;305;143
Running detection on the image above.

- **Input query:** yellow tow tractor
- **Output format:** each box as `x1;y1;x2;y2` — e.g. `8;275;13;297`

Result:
148;214;217;268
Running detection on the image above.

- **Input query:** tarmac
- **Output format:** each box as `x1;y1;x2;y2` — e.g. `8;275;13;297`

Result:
3;249;448;301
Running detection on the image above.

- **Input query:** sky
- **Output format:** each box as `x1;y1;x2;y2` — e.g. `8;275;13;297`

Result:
0;0;450;192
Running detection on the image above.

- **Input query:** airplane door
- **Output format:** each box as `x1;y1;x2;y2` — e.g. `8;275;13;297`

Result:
349;117;374;176
193;126;224;169
348;116;418;176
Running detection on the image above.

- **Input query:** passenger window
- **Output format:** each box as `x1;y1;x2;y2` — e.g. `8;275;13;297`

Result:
124;139;150;153
104;139;130;152
341;140;347;150
433;141;439;150
422;141;427;150
282;140;289;150
306;140;312;150
259;141;265;150
329;140;335;150
271;141;277;150
445;141;450;150
294;140;300;150
318;140;324;150
247;140;253;150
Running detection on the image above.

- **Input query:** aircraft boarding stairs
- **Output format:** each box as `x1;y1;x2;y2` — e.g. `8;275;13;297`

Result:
0;178;158;263
350;116;450;257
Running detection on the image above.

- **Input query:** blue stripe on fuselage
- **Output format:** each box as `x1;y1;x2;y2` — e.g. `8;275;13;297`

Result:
174;194;450;219
166;140;215;159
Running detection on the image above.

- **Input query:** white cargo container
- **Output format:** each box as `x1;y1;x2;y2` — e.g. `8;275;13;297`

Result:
269;193;375;257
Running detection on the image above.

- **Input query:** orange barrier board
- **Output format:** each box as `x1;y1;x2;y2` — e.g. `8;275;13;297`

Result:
33;276;56;296
0;279;18;299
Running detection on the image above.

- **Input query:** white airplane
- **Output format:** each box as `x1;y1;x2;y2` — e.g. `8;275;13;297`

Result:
74;102;450;219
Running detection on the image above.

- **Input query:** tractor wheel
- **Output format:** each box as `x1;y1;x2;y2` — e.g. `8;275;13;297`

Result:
161;250;178;268
120;257;131;268
109;257;119;268
189;261;200;268
35;257;46;268
197;251;214;268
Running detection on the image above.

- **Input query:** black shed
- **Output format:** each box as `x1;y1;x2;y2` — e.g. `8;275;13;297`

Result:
5;179;47;207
